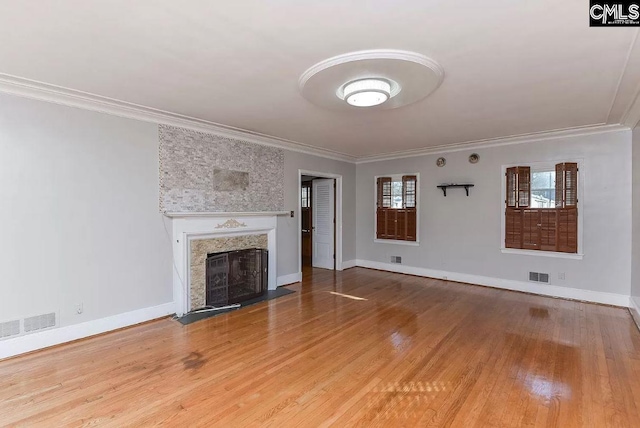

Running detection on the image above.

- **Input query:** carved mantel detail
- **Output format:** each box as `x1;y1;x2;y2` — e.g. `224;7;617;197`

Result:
215;219;248;229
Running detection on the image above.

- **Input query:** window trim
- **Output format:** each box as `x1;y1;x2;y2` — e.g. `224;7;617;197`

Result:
373;173;420;245
500;160;584;258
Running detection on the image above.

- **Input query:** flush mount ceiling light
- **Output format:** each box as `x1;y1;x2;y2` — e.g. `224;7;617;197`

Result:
299;49;444;111
342;78;391;107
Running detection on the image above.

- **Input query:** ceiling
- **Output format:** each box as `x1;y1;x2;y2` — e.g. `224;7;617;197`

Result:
0;1;639;159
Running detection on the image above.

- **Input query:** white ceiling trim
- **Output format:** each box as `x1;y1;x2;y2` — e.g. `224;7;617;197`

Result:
0;73;631;165
606;29;639;124
622;93;640;129
355;123;629;164
610;29;640;129
0;73;358;163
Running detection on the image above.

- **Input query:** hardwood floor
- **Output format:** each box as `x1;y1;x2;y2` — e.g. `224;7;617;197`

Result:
2;267;640;427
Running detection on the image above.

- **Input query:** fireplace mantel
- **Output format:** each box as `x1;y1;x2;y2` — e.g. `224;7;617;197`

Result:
164;211;289;218
167;212;280;316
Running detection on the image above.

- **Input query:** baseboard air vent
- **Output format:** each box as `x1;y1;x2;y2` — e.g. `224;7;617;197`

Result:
529;272;550;283
23;312;56;333
391;256;402;264
0;320;20;339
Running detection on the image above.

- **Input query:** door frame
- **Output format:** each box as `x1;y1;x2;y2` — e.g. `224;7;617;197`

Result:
298;169;343;275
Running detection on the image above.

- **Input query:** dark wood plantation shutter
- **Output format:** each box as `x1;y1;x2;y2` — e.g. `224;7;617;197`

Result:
386;209;398;238
505;167;530;208
505;208;523;248
506;167;518;207
395;209;407;240
505;167;531;248
376;177;392;239
556;162;578;208
377;177;392;209
555;162;578;253
557;208;578;253
539;210;558;251
402;176;417;241
521;209;539;250
402;175;417;208
505;163;577;253
518;167;530;208
376;176;417;242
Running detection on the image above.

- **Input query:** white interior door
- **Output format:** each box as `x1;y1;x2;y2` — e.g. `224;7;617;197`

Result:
312;179;335;269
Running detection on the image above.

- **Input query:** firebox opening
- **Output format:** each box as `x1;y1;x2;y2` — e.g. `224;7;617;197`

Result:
206;248;268;307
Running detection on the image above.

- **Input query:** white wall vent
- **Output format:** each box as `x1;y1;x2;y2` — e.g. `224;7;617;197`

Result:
529;272;550;284
23;312;56;333
391;256;402;264
0;320;20;339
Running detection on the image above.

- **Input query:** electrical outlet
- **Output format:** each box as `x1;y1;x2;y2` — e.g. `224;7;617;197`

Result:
290;210;294;218
558;272;565;280
76;303;83;315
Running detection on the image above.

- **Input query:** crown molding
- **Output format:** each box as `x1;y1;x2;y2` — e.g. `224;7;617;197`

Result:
355;123;630;164
0;73;357;163
0;73;632;165
622;89;640;129
610;29;640;129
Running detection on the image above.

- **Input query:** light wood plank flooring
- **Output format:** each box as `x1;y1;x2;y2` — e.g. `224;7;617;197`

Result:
1;267;640;427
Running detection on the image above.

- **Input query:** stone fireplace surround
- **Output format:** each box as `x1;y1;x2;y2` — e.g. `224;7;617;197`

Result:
165;212;286;316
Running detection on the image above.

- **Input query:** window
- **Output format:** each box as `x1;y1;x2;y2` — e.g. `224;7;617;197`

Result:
376;175;418;242
530;169;555;208
505;163;578;253
301;184;310;208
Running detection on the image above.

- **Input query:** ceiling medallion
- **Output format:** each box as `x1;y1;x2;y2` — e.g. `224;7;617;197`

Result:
299;49;444;111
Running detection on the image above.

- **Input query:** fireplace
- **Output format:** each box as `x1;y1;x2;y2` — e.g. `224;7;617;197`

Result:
165;213;279;316
205;248;268;306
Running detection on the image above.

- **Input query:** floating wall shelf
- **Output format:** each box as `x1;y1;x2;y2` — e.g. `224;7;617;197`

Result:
437;184;475;197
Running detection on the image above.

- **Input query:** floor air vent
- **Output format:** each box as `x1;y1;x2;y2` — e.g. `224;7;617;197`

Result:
391;256;402;264
24;312;56;333
529;272;550;283
0;320;20;339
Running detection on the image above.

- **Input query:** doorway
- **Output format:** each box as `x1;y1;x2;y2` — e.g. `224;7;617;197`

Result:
298;170;343;275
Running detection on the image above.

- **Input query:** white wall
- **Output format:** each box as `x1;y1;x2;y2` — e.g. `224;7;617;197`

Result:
0;93;174;330
0;92;356;345
0;90;632;357
277;151;357;277
356;129;632;302
632;126;640;310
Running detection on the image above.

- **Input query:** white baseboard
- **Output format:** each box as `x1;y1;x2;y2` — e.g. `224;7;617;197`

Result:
629;296;640;330
277;272;302;286
355;259;630;307
0;302;175;361
341;259;357;270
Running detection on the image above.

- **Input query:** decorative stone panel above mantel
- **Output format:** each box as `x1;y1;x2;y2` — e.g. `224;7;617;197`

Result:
159;124;285;213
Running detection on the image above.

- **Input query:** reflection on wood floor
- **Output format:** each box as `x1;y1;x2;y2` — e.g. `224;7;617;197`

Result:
1;267;640;427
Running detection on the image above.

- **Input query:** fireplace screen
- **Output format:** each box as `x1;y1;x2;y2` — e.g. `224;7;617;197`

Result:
205;248;268;306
